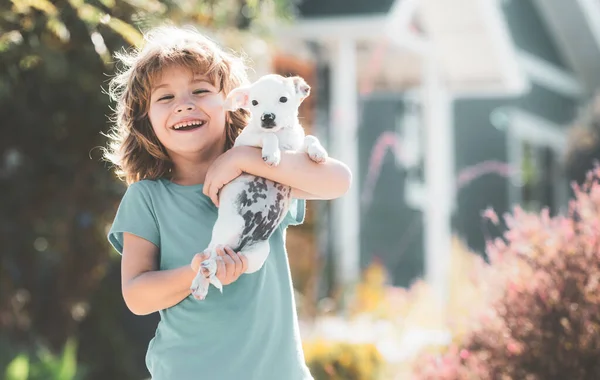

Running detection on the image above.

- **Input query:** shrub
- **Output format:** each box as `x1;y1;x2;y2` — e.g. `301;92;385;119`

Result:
4;338;84;380
303;339;384;380
412;167;600;380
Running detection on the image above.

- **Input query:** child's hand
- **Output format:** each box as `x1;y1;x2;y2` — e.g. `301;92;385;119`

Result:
203;148;244;207
191;246;248;286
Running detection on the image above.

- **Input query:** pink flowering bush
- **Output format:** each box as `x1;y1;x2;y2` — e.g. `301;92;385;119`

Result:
412;168;600;380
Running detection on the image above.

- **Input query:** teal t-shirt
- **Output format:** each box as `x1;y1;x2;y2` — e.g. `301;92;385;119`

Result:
107;178;313;380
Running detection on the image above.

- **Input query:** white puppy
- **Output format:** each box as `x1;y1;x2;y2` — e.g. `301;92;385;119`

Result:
190;74;328;300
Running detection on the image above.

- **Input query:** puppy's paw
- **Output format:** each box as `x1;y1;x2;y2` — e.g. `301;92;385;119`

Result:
307;144;328;164
190;272;210;300
201;258;218;277
209;275;223;293
262;151;281;167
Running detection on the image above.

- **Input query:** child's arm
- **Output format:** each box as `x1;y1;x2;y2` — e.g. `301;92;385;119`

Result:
121;233;193;315
245;149;351;199
203;146;352;205
121;233;246;315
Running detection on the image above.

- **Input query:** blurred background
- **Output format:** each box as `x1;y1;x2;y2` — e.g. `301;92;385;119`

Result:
3;0;600;379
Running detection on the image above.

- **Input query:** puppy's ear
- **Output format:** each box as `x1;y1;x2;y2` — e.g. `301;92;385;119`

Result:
224;86;251;111
290;76;310;102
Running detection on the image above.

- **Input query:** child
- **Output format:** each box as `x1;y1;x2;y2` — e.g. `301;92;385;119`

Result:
104;25;351;380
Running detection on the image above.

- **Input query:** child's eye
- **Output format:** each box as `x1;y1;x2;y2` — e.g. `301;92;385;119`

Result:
279;97;288;103
193;89;209;94
252;100;258;106
157;95;173;101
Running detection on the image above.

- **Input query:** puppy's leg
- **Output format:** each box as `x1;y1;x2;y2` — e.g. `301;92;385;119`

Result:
242;241;271;274
191;195;246;300
261;133;281;167
303;135;328;164
190;245;220;301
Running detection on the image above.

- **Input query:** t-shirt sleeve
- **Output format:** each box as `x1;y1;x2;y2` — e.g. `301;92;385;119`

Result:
281;198;306;228
107;182;160;254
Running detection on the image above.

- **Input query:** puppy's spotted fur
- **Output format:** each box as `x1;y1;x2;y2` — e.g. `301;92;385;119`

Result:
190;74;328;300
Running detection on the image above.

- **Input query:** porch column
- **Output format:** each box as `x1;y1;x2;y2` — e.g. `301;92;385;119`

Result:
422;53;454;311
330;38;361;290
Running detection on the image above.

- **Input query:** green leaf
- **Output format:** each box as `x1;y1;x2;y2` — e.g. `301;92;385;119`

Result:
246;0;259;9
10;0;58;16
74;3;103;25
57;338;78;380
106;16;143;46
19;54;41;70
67;0;84;8
0;30;23;52
5;354;30;380
98;0;115;8
28;0;58;16
46;16;70;42
120;0;166;14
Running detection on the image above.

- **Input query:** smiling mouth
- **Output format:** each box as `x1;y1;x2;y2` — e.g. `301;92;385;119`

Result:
172;120;206;131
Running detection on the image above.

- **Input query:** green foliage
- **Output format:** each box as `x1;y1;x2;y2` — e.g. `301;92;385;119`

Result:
0;1;295;379
5;355;29;380
303;340;385;380
5;339;83;380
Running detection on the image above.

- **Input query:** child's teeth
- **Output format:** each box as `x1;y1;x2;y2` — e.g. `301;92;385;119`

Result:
174;121;203;129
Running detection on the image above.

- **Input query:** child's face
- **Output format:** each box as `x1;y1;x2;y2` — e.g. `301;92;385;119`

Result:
148;65;227;160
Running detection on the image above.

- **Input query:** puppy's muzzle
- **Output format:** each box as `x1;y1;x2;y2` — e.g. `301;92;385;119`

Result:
261;113;276;129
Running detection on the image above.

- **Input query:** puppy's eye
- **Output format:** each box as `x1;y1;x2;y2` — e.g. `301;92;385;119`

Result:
279;97;288;103
252;100;258;106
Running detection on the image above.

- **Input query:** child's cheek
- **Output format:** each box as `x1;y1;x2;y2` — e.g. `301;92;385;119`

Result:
203;94;225;109
201;96;227;119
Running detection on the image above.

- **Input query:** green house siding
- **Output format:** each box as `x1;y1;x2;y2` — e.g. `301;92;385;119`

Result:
356;85;579;285
516;85;579;124
454;84;579;254
358;98;424;287
502;0;570;70
297;0;395;18
453;99;511;254
312;0;584;286
355;86;579;286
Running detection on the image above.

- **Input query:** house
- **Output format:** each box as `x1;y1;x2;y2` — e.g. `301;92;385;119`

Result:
273;0;600;302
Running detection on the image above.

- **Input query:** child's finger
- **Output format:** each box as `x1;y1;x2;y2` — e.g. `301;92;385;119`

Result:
239;253;248;274
190;251;210;272
222;254;236;279
202;180;210;198
216;256;225;280
225;248;244;276
203;169;213;198
223;246;236;257
213;188;220;208
209;185;219;207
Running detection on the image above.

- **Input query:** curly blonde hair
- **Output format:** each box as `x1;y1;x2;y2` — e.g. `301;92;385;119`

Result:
104;25;250;184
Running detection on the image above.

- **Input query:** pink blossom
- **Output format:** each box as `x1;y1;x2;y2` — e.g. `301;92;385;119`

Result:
411;168;600;379
482;207;500;225
507;340;523;355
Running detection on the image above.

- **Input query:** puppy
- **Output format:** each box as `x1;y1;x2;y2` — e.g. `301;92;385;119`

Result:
190;74;328;300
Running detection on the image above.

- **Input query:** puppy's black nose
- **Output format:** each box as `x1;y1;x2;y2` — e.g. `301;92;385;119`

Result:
261;113;275;122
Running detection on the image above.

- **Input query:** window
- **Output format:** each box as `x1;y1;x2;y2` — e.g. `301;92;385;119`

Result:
507;109;568;215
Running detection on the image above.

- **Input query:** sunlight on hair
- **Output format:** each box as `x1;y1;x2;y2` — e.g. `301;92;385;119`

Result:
102;25;251;184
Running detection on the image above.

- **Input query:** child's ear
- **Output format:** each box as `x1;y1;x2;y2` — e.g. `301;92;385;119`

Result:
224;86;251;111
290;76;310;102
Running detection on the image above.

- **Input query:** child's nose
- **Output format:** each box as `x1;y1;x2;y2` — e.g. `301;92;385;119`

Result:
176;102;195;113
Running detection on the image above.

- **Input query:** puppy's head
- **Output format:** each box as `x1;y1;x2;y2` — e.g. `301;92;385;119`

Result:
224;74;310;131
